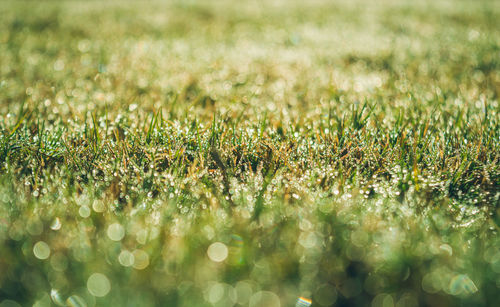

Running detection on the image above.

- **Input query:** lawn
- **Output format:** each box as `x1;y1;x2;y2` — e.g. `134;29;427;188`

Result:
0;0;499;306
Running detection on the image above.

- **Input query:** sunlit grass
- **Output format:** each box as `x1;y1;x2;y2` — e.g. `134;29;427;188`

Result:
0;0;499;306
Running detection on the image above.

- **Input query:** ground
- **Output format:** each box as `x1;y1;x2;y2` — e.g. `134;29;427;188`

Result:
0;0;499;306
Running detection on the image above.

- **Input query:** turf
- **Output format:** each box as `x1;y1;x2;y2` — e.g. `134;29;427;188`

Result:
0;0;499;306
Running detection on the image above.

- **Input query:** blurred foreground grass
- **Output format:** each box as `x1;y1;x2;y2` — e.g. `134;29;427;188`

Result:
0;0;499;306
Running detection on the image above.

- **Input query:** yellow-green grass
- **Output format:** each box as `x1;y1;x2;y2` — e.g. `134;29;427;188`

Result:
0;0;499;306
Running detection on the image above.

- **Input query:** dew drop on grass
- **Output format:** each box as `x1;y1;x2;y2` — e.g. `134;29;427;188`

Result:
439;244;453;256
107;223;125;241
448;274;478;296
118;250;135;267
296;297;312;307
78;206;91;218
87;273;111;297
136;229;148;244
50;218;62;230
92;201;105;212
50;289;65;306
207;242;228;262
33;241;50;260
66;295;86;307
132;249;149;270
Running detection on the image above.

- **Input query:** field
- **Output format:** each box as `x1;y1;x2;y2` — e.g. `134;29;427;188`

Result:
0;0;499;306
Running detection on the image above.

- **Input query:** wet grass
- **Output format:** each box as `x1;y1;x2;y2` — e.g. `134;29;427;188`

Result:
0;0;499;306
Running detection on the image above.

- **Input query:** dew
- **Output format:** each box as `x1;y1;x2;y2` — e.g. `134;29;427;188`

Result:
50;218;62;231
79;206;91;218
87;273;111;297
132;249;149;270
207;242;228;262
136;229;148;244
50;289;66;306
439;244;453;256
249;291;281;307
92;201;105;212
107;223;125;241
231;234;244;247
295;296;312;307
66;295;86;307
33;241;51;260
448;274;478;296
118;250;135;267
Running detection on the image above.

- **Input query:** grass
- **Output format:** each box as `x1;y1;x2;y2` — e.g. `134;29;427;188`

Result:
0;0;499;306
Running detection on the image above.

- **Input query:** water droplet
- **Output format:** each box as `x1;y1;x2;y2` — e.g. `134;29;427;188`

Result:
449;274;478;296
136;229;148;244
440;244;453;256
92;201;105;212
50;289;66;306
107;223;125;241
50;218;62;231
207;242;228;262
296;296;312;307
33;241;50;260
132;249;149;270
118;250;135;267
87;273;111;297
66;295;86;307
79;206;91;218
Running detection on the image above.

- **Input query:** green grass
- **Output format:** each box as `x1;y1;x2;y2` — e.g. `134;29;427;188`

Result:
0;0;499;306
